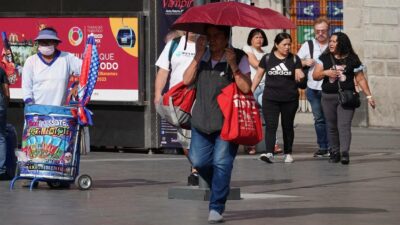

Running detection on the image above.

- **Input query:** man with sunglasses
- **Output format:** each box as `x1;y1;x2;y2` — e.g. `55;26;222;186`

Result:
297;17;330;157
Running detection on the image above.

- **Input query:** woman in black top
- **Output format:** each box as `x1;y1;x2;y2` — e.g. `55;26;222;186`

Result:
313;32;375;164
252;32;304;164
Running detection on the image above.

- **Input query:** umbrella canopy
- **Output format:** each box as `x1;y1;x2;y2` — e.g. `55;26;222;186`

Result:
172;1;295;34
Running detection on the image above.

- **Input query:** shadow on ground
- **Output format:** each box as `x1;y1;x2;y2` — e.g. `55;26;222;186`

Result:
231;179;292;187
225;207;388;221
93;178;175;188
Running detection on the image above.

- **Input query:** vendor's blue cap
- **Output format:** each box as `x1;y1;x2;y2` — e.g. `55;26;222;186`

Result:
35;29;61;42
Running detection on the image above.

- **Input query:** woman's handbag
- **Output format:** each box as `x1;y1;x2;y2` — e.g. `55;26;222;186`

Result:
296;75;308;89
330;54;361;108
217;83;263;145
338;86;361;108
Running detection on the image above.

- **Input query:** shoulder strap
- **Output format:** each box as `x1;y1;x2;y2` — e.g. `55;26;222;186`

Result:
168;37;181;67
308;40;314;59
264;53;270;65
329;54;342;89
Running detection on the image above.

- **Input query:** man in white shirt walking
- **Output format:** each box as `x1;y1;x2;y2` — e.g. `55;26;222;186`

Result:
154;32;198;185
297;17;330;157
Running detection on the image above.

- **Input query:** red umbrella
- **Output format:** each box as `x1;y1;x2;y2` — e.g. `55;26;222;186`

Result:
172;1;295;33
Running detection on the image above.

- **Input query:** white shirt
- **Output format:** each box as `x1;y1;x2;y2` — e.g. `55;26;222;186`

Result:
155;36;196;89
297;38;328;90
22;51;82;106
242;45;266;84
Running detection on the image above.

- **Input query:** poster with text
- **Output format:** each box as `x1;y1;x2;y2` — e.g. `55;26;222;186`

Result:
0;17;140;102
157;0;193;148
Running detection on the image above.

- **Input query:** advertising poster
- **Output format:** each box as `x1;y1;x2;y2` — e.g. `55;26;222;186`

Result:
0;17;140;102
157;0;193;53
157;0;193;148
19;105;79;179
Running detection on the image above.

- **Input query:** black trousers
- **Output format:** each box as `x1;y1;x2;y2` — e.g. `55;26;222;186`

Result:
262;99;298;154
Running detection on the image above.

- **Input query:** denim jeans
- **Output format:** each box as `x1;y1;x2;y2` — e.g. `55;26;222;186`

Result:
253;84;264;106
0;95;7;175
254;85;282;147
189;127;238;214
306;88;329;150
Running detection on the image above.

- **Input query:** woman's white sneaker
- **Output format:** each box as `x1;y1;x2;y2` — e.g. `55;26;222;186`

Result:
284;154;294;163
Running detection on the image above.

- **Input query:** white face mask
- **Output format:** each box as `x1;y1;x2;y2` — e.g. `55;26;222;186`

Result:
38;45;55;56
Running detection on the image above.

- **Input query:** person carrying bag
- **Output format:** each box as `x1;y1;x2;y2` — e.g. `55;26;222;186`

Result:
313;32;375;165
329;54;361;109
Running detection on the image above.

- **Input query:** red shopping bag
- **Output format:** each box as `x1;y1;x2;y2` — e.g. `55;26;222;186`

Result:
217;83;263;145
156;81;196;129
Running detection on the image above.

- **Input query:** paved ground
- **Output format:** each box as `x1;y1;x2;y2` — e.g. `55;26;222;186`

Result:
1;125;399;225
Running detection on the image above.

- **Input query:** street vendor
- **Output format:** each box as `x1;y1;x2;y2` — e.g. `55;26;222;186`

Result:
22;27;82;106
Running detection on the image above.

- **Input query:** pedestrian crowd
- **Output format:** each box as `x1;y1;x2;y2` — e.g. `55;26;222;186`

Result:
0;14;376;225
154;16;375;223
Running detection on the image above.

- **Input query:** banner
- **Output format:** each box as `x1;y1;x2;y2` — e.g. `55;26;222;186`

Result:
0;17;140;102
19;105;79;179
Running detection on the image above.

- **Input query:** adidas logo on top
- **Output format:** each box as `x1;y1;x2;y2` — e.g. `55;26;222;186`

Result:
268;63;292;76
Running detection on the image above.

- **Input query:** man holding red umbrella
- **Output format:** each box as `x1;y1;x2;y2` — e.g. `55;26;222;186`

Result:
183;24;251;223
175;2;295;223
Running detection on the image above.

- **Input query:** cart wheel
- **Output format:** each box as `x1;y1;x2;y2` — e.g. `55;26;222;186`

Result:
47;181;71;189
75;174;92;190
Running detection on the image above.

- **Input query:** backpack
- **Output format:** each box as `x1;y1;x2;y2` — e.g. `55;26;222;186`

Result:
306;40;314;60
156;81;196;130
297;40;314;89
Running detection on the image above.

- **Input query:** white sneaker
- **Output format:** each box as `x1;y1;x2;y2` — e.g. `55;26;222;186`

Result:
259;153;274;163
284;154;294;163
208;210;224;223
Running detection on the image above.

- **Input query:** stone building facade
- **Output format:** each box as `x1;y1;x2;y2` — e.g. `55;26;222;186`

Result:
345;0;400;127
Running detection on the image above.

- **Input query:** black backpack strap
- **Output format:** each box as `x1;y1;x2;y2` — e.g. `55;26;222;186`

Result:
168;36;181;70
308;40;314;59
264;53;270;65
